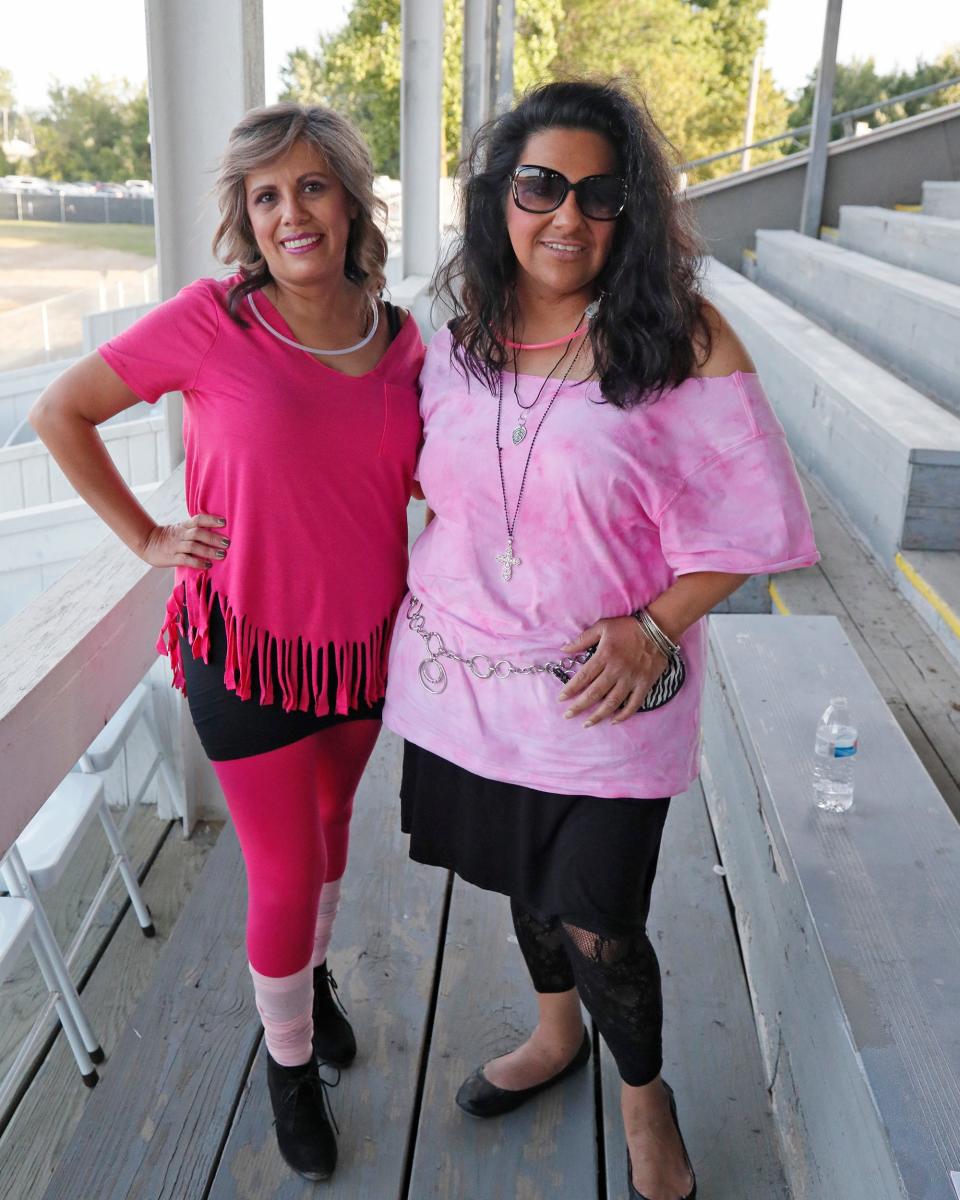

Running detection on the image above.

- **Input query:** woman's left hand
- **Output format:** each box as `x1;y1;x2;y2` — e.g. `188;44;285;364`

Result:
558;617;667;727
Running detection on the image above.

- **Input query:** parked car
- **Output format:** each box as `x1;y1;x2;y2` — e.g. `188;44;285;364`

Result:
93;182;128;198
124;179;154;196
0;175;55;194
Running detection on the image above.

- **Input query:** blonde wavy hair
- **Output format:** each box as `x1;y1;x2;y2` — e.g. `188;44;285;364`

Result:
213;102;388;318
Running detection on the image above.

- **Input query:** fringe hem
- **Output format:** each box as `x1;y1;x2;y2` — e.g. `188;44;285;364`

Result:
156;572;391;717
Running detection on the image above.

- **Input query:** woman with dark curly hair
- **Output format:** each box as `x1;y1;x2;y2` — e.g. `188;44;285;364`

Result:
383;80;817;1199
30;103;424;1183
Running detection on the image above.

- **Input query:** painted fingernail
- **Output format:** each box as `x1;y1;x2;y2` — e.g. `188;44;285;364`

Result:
220;537;230;547
216;518;227;526
215;550;226;559
205;560;213;568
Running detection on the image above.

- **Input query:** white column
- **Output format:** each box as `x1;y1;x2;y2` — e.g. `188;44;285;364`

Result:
144;0;265;468
401;0;444;280
143;0;264;829
800;0;843;238
494;0;515;114
462;0;494;157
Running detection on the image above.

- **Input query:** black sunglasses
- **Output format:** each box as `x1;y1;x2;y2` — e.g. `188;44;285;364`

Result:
510;164;627;221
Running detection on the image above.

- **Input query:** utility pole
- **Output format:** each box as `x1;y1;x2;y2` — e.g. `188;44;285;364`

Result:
494;0;515;114
741;51;762;172
800;0;843;238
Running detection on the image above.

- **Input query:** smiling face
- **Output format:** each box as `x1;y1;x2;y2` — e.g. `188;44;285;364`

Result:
244;139;358;292
505;126;620;304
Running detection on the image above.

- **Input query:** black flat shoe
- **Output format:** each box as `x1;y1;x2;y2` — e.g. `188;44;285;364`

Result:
455;1029;591;1118
267;1051;339;1181
313;961;357;1067
626;1079;697;1200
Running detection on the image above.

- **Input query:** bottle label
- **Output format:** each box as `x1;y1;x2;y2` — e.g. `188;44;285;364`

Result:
834;741;858;758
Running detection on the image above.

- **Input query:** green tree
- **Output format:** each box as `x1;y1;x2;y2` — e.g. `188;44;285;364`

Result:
0;66;15;111
30;77;151;182
0;67;17;173
552;0;789;178
280;0;788;182
280;0;562;176
787;47;960;149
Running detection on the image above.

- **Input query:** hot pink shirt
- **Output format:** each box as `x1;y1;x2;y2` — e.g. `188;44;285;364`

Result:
100;276;424;713
383;323;818;798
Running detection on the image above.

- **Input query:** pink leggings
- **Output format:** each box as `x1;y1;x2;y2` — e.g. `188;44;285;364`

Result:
212;721;381;978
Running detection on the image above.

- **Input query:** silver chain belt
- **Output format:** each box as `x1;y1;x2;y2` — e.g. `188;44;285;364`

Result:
404;595;591;694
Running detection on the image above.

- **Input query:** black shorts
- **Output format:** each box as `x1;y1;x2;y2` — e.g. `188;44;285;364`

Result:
179;603;383;762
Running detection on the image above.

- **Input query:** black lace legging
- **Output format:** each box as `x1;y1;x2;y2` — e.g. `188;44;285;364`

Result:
510;899;664;1087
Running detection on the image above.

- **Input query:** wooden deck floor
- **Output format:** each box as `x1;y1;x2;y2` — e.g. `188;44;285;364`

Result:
4;473;959;1199
1;725;788;1200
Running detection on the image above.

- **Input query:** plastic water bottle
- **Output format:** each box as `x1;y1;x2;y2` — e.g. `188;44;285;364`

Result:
814;697;858;812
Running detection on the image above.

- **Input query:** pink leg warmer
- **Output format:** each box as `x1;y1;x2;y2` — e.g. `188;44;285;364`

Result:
249;962;313;1066
312;878;342;968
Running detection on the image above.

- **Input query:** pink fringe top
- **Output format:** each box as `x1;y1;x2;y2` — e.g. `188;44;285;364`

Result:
100;277;425;715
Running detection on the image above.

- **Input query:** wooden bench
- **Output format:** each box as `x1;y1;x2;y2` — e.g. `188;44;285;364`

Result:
705;257;960;568
40;720;789;1198
702;613;960;1200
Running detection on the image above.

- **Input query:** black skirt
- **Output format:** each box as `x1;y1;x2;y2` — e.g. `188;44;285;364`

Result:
179;602;383;761
400;741;670;938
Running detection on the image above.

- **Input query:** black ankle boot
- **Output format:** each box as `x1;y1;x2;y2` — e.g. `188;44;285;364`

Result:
266;1051;338;1181
313;961;357;1067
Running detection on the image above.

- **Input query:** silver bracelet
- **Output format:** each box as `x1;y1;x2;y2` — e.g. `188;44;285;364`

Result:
633;608;680;659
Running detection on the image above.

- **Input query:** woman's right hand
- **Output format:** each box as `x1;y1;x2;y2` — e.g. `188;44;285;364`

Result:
139;514;230;570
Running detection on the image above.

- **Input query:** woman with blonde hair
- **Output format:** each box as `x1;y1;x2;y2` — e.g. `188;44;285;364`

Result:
30;103;424;1181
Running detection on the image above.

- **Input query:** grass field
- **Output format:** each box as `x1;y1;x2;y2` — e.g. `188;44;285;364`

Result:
0;219;156;258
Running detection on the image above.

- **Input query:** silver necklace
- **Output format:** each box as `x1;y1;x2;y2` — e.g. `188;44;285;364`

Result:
495;338;586;582
510;309;589;446
246;291;379;357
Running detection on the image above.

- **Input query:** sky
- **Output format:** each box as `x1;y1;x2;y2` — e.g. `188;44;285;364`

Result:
4;0;959;113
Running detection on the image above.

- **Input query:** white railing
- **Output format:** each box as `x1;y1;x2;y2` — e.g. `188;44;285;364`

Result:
0;266;159;373
0;467;190;860
0;415;167;513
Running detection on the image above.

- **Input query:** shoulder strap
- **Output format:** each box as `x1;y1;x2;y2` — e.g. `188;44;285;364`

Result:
384;300;402;342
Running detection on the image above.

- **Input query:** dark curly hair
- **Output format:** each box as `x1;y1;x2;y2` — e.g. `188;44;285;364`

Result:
435;79;711;408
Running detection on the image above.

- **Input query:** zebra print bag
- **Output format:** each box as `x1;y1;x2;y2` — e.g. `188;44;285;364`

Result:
637;646;686;712
579;640;686;712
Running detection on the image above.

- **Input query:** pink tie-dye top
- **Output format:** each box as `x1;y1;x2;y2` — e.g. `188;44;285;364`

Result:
100;276;424;714
383;323;818;798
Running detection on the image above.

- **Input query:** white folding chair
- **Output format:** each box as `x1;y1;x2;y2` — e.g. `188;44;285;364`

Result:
7;773;156;974
78;682;181;834
0;886;100;1115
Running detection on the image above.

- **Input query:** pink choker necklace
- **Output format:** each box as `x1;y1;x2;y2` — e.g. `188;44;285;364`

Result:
504;299;599;350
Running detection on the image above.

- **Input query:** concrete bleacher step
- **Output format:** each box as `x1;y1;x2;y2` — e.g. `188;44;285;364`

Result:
895;548;960;669
838;205;960;286
703;613;960;1200
753;229;960;418
923;180;960;219
705;257;960;568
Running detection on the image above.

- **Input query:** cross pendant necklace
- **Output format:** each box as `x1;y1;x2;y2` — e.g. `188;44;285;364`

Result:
496;537;521;582
495;337;586;582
